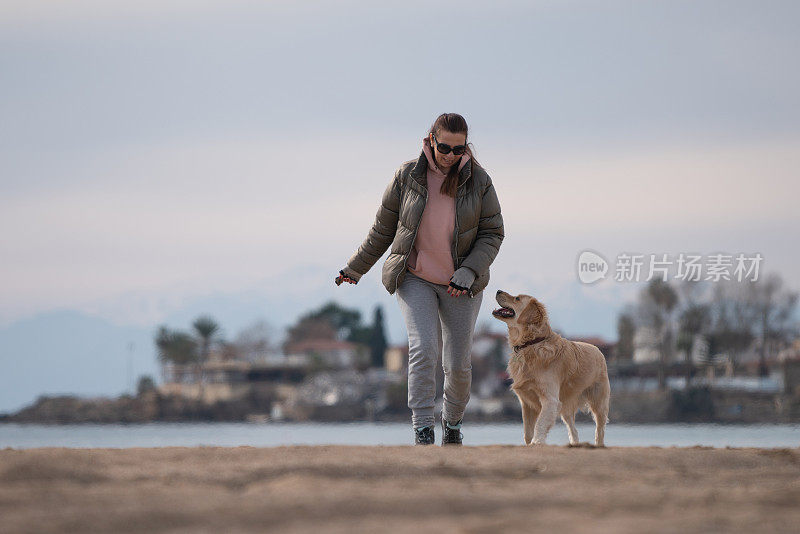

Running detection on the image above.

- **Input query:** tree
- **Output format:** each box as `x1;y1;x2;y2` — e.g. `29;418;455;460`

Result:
154;326;199;383
708;281;757;375
218;340;240;361
283;301;377;360
306;301;362;340
234;319;277;362
745;273;799;376
674;279;711;385
155;326;199;366
638;279;678;390
137;375;156;396
676;303;711;385
192;315;221;361
283;316;337;352
615;312;635;362
192;315;221;399
368;305;388;368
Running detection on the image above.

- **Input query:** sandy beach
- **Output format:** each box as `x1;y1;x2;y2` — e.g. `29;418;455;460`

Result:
1;444;798;533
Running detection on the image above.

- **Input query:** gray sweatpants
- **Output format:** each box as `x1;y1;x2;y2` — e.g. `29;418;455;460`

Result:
395;269;484;429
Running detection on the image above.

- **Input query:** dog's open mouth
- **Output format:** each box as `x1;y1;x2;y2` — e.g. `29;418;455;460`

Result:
492;307;515;318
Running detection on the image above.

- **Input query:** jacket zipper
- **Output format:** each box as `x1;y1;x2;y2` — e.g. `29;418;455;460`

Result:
396;189;428;293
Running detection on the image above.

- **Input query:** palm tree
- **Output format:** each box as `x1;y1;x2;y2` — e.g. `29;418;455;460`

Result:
192;315;221;401
647;279;678;390
155;326;199;382
677;304;711;386
193;315;221;360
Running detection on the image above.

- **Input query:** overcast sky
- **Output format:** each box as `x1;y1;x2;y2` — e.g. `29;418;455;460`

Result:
1;0;798;335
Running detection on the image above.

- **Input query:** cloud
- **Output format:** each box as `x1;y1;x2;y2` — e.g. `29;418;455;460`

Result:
2;131;799;327
491;135;800;231
1;0;798;329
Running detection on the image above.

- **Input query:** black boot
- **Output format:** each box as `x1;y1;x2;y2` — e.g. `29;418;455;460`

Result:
414;425;435;445
442;417;463;446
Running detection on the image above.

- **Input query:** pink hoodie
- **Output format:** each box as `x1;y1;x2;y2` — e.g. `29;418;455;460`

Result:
407;136;471;285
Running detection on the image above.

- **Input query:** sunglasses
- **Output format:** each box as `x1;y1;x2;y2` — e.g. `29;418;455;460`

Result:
432;133;467;156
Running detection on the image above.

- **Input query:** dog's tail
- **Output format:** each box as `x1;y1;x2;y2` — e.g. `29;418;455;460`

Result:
584;381;611;424
579;402;609;424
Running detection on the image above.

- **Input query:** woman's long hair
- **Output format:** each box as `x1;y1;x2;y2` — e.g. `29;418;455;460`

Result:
427;113;481;198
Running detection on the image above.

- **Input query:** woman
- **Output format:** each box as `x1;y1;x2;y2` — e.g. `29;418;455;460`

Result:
336;113;504;446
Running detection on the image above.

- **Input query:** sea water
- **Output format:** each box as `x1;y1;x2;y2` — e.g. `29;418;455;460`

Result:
1;422;799;449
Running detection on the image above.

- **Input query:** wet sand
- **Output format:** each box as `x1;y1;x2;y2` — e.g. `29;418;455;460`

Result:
1;445;799;533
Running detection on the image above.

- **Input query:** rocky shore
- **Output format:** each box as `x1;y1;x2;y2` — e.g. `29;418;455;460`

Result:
2;387;799;425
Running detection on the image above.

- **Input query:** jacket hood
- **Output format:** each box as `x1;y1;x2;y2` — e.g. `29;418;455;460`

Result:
411;136;472;188
422;136;470;177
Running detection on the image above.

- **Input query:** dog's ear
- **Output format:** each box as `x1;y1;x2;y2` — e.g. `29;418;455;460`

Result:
518;299;546;325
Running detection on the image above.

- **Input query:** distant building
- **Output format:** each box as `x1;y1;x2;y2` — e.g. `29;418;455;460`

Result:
781;341;800;396
158;354;314;404
778;339;800;363
384;344;409;374
284;339;365;369
735;339;778;375
674;334;710;364
633;326;661;363
470;330;509;398
471;331;508;361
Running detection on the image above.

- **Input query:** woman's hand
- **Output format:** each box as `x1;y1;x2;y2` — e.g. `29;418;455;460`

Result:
335;267;360;286
447;283;467;297
448;267;476;297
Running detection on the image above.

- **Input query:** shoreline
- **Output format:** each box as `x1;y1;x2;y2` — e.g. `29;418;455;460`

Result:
3;445;800;453
3;421;800;450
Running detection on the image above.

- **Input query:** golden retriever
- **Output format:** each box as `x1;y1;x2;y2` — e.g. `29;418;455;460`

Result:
492;290;610;447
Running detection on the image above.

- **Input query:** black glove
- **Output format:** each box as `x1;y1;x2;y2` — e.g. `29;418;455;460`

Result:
335;267;360;285
449;266;476;292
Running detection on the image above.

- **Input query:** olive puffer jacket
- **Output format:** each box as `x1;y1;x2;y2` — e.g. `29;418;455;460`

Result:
346;148;504;298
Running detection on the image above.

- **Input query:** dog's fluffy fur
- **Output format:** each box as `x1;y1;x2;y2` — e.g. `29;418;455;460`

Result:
493;290;610;446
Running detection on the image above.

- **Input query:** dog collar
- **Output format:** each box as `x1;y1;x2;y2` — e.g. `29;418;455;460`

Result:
513;336;548;353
